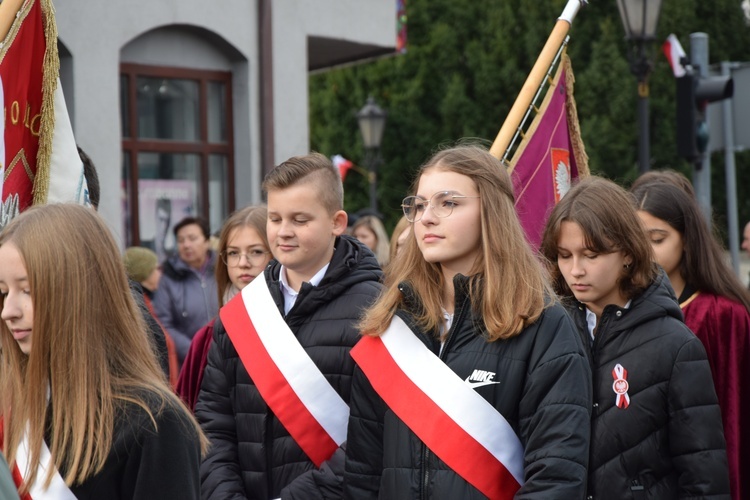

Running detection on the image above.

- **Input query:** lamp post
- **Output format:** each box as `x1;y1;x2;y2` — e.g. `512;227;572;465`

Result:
617;0;663;174
356;96;387;213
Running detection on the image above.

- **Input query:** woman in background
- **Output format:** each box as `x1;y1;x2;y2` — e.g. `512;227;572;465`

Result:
632;180;750;500
0;204;205;498
123;246;180;386
352;214;390;266
388;215;411;263
153;216;219;363
176;205;271;411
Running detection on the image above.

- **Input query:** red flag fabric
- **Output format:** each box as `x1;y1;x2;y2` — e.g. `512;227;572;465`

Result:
332;154;354;181
0;77;5;200
509;53;589;249
0;0;87;229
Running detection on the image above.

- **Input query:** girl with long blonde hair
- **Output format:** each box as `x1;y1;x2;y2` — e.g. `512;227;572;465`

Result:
344;144;591;499
0;204;206;498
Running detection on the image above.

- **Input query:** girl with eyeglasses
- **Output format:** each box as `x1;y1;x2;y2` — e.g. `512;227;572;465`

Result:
540;176;729;499
176;205;271;411
344;144;592;499
631;179;750;499
0;204;206;498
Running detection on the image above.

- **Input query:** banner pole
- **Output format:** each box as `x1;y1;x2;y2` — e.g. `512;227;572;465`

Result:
489;0;587;160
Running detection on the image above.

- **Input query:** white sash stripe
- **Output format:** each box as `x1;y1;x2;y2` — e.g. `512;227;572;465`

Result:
241;274;350;445
382;316;525;485
16;425;77;499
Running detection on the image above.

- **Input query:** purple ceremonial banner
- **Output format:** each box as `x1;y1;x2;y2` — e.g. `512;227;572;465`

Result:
509;54;588;249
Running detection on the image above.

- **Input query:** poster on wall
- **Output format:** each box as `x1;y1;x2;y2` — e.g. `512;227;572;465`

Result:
138;179;196;262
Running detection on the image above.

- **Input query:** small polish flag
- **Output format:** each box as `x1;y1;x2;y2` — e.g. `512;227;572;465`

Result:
332;154;354;181
662;34;687;78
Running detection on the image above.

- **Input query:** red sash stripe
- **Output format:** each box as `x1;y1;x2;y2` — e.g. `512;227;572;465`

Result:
220;293;338;466
351;335;521;500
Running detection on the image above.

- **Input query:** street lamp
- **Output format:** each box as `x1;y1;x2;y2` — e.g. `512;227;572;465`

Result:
617;0;663;174
356;96;387;213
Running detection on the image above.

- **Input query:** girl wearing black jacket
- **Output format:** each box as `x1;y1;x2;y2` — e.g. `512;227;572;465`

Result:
344;145;592;499
0;204;206;499
540;176;730;499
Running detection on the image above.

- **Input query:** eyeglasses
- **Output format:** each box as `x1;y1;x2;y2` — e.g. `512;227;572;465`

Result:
401;191;480;223
221;249;270;267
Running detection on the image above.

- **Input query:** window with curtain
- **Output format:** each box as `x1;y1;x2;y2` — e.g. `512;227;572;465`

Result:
121;64;234;261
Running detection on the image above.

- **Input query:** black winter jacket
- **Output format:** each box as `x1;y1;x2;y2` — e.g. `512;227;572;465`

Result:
195;235;382;499
343;275;592;499
66;394;202;499
568;272;730;499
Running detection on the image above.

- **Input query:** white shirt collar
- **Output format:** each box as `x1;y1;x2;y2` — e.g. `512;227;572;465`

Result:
585;299;632;343
279;263;330;315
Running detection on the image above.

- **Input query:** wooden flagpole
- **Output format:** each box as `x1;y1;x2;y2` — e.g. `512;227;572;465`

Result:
0;0;25;43
489;0;587;160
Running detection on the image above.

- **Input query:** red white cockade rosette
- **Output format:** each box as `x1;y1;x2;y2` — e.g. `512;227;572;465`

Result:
612;363;630;409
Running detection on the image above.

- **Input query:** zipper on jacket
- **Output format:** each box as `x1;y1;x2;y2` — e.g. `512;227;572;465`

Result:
590;313;611;354
265;409;274;497
630;479;645;500
420;443;430;500
419;295;469;499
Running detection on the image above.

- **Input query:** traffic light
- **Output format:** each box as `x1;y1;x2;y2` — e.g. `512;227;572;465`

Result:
676;67;733;163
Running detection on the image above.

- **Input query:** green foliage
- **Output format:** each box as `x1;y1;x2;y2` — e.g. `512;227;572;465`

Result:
309;0;750;236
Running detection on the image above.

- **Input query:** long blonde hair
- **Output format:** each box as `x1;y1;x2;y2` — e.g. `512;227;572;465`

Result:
0;204;207;493
360;144;553;341
352;215;391;266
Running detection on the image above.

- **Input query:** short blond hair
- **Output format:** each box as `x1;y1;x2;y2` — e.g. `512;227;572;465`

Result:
262;152;343;214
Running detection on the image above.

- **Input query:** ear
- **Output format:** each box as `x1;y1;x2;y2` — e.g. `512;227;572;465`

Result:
332;210;348;236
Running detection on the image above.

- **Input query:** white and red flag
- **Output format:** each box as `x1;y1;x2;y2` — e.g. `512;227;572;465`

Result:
331;154;354;181
662;34;687;78
0;0;88;229
219;274;349;467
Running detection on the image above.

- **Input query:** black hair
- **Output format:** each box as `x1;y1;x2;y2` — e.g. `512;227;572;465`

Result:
78;146;100;209
173;216;210;240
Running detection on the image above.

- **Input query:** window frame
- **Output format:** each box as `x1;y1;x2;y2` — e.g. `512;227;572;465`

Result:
120;63;235;246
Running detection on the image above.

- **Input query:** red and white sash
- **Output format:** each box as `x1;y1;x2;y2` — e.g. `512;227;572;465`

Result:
219;273;349;467
10;424;76;499
350;316;525;500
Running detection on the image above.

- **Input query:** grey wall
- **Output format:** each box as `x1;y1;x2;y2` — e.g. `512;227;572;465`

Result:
54;0;394;246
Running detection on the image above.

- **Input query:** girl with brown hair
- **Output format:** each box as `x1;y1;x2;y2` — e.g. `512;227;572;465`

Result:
0;204;206;498
344;144;591;499
176;205;271;410
540;176;729;498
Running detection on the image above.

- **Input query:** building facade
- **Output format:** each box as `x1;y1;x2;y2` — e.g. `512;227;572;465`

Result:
56;0;395;255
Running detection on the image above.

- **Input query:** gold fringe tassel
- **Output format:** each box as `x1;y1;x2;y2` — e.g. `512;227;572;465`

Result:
31;0;58;205
562;53;589;179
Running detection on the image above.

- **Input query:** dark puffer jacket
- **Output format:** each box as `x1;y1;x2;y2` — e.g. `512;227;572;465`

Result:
195;235;382;499
568;272;730;499
152;251;219;361
344;275;593;499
